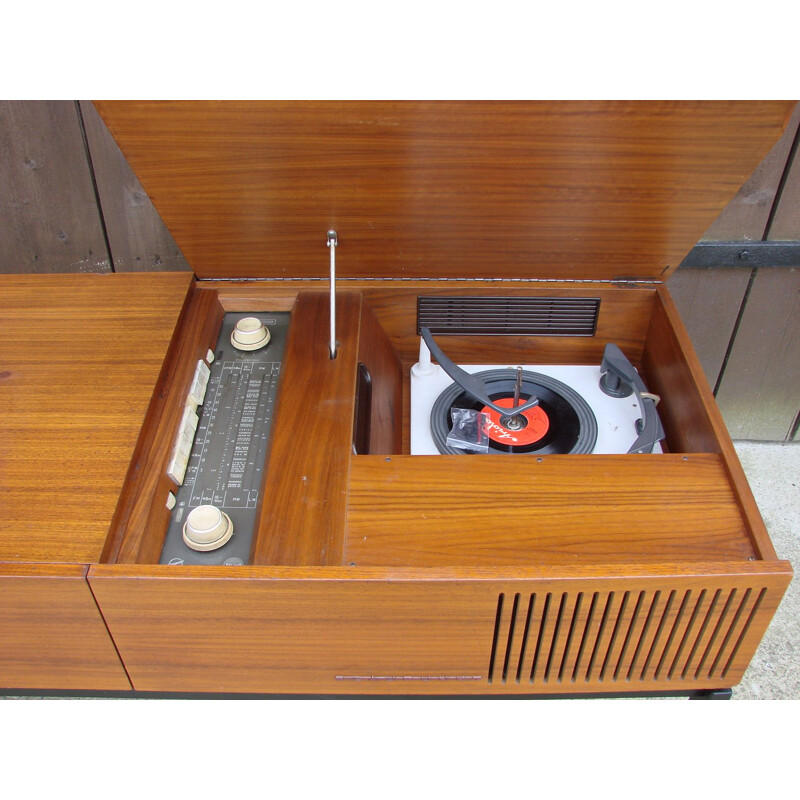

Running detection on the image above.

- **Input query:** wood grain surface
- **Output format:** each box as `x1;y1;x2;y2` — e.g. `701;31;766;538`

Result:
1;97;796;695
644;288;779;562
93;101;794;282
0;564;129;690
360;282;656;365
253;292;363;566
701;102;800;241
87;560;790;694
196;280;657;366
0;272;193;562
642;289;724;455
356;300;403;455
344;455;755;567
0;101;109;274
110;286;223;564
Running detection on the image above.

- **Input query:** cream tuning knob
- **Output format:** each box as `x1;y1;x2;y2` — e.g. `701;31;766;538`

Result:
183;505;234;552
231;317;271;351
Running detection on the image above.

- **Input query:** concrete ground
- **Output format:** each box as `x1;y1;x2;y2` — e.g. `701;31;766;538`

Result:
731;441;799;700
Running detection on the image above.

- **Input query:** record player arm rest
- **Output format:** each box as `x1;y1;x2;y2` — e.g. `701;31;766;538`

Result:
420;327;540;416
600;343;665;454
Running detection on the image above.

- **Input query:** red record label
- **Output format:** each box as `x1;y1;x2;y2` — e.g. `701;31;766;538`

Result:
481;397;550;446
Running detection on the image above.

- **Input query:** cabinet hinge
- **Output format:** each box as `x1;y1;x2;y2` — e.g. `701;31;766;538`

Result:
202;276;663;285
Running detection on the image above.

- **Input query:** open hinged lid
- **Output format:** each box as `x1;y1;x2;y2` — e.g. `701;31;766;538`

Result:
94;101;794;282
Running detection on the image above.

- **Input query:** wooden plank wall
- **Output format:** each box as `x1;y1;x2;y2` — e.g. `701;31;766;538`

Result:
0;101;797;441
669;103;800;442
0;101;190;274
0;101;110;273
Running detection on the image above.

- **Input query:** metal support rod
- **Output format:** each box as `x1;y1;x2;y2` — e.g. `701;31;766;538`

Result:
512;366;522;409
327;230;338;358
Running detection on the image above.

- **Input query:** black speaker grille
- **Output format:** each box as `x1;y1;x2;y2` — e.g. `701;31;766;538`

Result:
417;296;599;336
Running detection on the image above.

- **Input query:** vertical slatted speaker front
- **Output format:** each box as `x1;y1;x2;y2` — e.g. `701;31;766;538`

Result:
485;573;786;693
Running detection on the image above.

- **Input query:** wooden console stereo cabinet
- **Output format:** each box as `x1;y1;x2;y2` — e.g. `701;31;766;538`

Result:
0;101;794;697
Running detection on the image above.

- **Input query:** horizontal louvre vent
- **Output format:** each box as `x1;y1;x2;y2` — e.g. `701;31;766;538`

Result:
417;296;599;336
488;587;766;686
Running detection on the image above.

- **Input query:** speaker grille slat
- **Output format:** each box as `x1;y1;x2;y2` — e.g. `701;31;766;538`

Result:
639;590;673;680
486;585;769;688
571;592;599;682
502;593;521;682
682;589;723;679
695;589;739;679
531;593;556;683
721;588;767;679
615;591;648;681
584;590;618;682
709;588;751;677
669;589;708;679
417;296;600;336
591;591;623;682
654;590;695;680
627;591;663;680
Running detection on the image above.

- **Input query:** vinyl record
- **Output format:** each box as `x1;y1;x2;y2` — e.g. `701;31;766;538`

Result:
430;368;598;455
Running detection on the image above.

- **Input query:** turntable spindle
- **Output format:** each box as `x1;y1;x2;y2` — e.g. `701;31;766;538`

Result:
505;366;526;431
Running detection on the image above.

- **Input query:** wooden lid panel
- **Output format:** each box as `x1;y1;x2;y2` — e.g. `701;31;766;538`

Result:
94;101;794;281
0;272;193;563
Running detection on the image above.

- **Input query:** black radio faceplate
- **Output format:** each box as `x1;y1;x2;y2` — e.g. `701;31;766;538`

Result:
160;312;291;566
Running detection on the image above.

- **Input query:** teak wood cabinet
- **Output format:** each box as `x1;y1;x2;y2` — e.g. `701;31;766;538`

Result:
0;101;794;697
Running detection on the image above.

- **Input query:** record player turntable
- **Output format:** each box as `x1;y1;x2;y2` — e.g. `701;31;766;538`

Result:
410;328;665;456
0;101;794;696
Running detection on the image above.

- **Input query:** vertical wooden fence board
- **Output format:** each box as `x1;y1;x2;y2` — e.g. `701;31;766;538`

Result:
666;267;751;393
766;116;800;240
700;103;800;242
715;268;800;440
79;101;191;273
670;102;800;442
0;101;109;274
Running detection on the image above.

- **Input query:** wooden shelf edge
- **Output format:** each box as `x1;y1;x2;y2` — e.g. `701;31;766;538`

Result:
88;559;793;583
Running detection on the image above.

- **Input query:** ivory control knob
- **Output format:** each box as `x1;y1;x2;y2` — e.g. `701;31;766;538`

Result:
231;317;271;351
183;505;234;552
